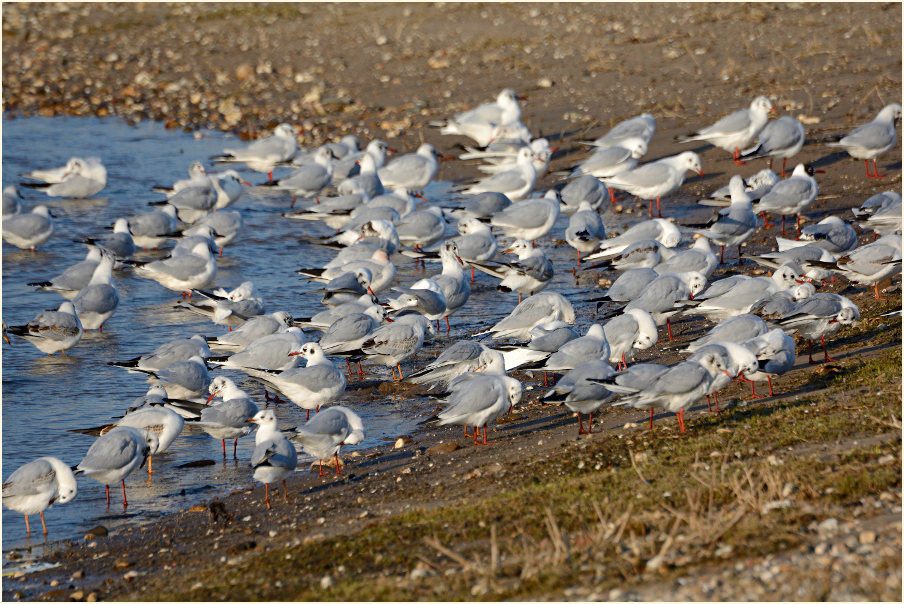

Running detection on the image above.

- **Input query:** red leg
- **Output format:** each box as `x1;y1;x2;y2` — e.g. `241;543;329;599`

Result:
233;438;238;458
345;358;354;375
318;460;325;477
121;479;128;508
713;391;720;413
283;480;289;502
264;483;271;509
608;187;618;204
706;395;712;413
445;316;451;334
720;245;725;265
464;425;472;438
648;199;654;218
621;353;628;370
106;484;111;508
577;413;586;435
335;453;342;475
867;159;886;178
649;409;654;430
666;319;673;341
24;515;30;536
767;376;775;397
357;361;364;375
306;408;310;421
781;215;786;237
874;282;887;300
473;426;480;445
808;340;817;364
481;425;491;445
676;409;686;432
796;215;801;236
470;267;475;282
781;157;787;178
40;511;47;535
733;148;746;166
587;412;594;434
821;335;838;362
222;439;227;457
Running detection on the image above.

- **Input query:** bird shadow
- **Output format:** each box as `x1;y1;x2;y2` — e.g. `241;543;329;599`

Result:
807;151;849;170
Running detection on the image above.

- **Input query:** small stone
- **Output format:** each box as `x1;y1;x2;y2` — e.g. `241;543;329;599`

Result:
113;559;133;570
817;518;839;534
782;482;798;498
70;590;84;601
71;570;84;580
410;567;429;580
235;63;254;81
7;552;22;561
427;441;459;455
394;437;408;449
320;574;334;589
50;580;60;587
85;593;98;602
123;570;139;581
537;77;553;88
859;531;877;544
85;526;107;539
375;35;388;45
609;589;624;600
188;505;207;513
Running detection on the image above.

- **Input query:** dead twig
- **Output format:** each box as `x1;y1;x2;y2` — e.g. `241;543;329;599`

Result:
424;535;475;572
628;447;652;486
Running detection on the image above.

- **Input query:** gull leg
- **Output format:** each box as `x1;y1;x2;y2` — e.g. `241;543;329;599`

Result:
106;485;111;508
761;211;775;228
121;479;128;508
233;438;239;459
40;511;48;535
821;335;838;362
732;148;746;166
264;483;271;509
334;453;342;475
767;376;775;397
577;413;586;435
24;515;30;536
649;409;654;430
808;340;817;364
283;480;289;502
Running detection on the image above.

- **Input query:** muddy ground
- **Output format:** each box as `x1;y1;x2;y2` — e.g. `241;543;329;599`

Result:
1;2;902;601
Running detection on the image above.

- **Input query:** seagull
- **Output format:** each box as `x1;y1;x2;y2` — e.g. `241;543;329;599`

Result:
543;359;615;435
123;205;180;250
565;201;607;265
602;151;704;218
3;185;22;217
7;301;82;356
192;376;260;458
569;137;648;200
602;308;658;369
138;354;212;399
682;314;768;353
594;268;660;303
435;88;524;146
2;205;53;251
206;311;294;351
178;281;265;326
621;271;707;339
20;156;106;198
585;113;656;149
109;406;185;481
207;326;306;373
263;146;336;206
183;210;243;256
317;305;387;373
687;174;758;264
459;147;537;200
605;353;730;432
825;103;901;178
444;191;511;220
429;240;471;332
437;373;522;445
150;168;216;223
407;340;489;389
489;190;561;242
740;328;797;398
852;191;902;237
793;215;858;254
586;218;682;259
451;217;498;281
2;457;78;536
537;323;610;374
654;236;719;279
74;426;157;508
584;238;675;271
752;163;822;236
497;321;578;372
804;234;902;299
739;115;806;177
85;218;136;262
304;267;375;308
212;122;300;181
288;406;365;476
676;95;776;165
477;291;575;341
356;313;433;380
242;341;347;419
26;244;101;299
73;249;119;331
132;240;218;296
377;143;440;192
396;206;448;251
707;169;779;203
775;293;860;363
681;264;802;322
248;410;298;509
472;239;554;302
559;174;611;213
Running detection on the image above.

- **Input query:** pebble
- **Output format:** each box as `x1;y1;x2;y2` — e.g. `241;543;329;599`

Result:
426;441;459;455
859;531;877;544
320;574;334;589
71;570;84;580
70;590;84;601
818;518;839;534
86;593;98;602
113;559;133;570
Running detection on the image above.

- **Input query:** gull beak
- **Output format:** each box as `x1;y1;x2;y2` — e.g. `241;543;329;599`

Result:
247;418;257;423
455;254;464;266
697;170;705;177
367;286;375;296
769;108;777;117
722;369;733;378
502;248;514;254
288;351;303;356
240;180;252;186
206;392;217;403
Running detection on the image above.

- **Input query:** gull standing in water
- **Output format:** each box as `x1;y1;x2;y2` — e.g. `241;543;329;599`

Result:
3;457;78;536
248;410;297;509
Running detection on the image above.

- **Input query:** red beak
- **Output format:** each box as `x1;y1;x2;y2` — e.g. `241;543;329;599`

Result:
206;392;217;403
288;351;303;356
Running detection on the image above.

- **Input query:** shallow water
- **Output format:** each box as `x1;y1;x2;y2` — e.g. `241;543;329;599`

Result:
1;116;667;558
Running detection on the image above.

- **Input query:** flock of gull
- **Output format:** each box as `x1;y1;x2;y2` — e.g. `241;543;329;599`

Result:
2;88;902;536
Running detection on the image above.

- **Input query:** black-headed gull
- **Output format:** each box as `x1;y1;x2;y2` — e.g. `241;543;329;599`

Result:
620;271;708;339
565;201;607;264
445;191;511;220
7;300;82;356
408;340;488;389
595;268;659;303
74;426;157;507
429;241;470;332
740;115;806;177
775;292;860;363
132;240;218;296
195;376;260;458
248;410;297;509
2;457;77;536
355;313;432;380
208;326;306;373
748;283;816;321
687;174;758;264
113;406;185;481
681;264;802;322
338;151;384;199
543;359;615;435
85;218;136;262
477;291;575;341
825;103;901;178
151;176;216;224
489;190;561;242
752;163;822;236
288;406;364;476
460;147;537;200
2;205;53;251
318;305;387;374
110;334;210;373
73;249;119;331
207;311;293;351
396;206;448;251
243;341;347;419
602;308;658;369
654;236;719;279
386;279;448;324
20;156;106;198
804;234;902;300
264;146;335;206
570;137;647;189
139;354;212;399
740;328;796;398
437;373;522;445
178;281;265;326
212;122;300;181
331;139;392;182
676;96;775;165
124;205;180;250
852;191;902;237
435;88;524;147
184;209;243;256
497;321;578;372
792;215;858;254
602;151;704;218
682;314;768;354
538;323;610;374
688;342;757;412
293;293;382;332
588;218;682;259
586;113;656;149
27;244;101;299
3;185;22;217
560;174;611;214
473;239;554;302
606;353;730;432
377;143;440;192
452;217;498;281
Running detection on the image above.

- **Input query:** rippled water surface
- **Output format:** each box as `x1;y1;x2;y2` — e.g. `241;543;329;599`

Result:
2;116;633;557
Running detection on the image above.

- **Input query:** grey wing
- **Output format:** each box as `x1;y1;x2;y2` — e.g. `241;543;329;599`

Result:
699;109;751;137
440;379;500;417
79;433;138;472
4;214;50;239
529;327;578;352
169;185;215;210
844;244;900;273
760;118;804;152
428;340;484;368
781;295;841;320
364;324;417;355
697;275;748;300
150;254;209;281
299;365;344;394
603;315;638;352
302;408;350;437
654;362;711;396
74;284;119;314
759;179;815;207
657;250;707;274
29;310;81;340
159;361;209;389
321;314;376;348
492;200;549;229
513;255;554;281
3;459;56;499
380;156;427;180
472;169;529;193
607;163;673;188
454;233;495;261
49;260;97;290
201;398;258;428
705;314;768;343
710;209;756;238
626;276;685;312
606;268;659;301
840;122;895;149
282;165;329;190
